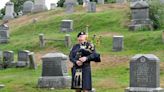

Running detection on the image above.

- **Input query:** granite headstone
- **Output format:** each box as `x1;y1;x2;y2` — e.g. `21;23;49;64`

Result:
3;1;14;20
112;35;124;51
160;0;164;3
29;52;37;69
64;0;77;14
61;20;73;32
16;50;31;67
97;0;104;4
0;84;5;89
38;52;71;88
3;51;15;68
32;0;47;13
116;0;126;3
0;51;3;69
23;1;34;14
125;54;164;92
129;1;153;31
83;0;90;7
0;24;9;43
87;2;96;13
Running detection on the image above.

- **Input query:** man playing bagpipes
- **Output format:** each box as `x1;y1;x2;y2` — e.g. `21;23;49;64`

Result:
69;32;101;92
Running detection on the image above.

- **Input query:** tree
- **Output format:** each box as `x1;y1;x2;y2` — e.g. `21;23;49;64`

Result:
57;0;65;7
11;0;34;13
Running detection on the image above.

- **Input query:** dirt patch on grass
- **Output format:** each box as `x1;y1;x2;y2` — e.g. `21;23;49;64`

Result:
5;4;128;32
34;47;59;64
95;78;121;88
91;54;130;70
99;31;121;37
7;8;64;31
96;3;129;12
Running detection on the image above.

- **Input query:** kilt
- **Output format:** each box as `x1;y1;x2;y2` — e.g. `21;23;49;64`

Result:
71;65;92;90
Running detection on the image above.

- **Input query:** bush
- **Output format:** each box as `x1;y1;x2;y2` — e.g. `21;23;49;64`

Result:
106;0;116;3
57;0;65;7
11;0;34;13
149;0;164;29
0;8;5;19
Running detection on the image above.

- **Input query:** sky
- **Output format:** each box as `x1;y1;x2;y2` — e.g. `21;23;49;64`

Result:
46;0;59;10
0;0;10;9
0;0;59;10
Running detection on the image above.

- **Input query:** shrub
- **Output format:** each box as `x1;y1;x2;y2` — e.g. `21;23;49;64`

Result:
149;0;164;29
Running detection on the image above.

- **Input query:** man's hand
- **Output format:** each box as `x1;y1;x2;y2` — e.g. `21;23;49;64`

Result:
76;60;83;66
79;57;87;62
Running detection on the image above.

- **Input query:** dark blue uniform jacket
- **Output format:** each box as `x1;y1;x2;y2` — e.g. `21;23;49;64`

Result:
69;42;100;90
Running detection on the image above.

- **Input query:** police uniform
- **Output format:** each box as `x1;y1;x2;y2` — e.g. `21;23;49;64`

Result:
69;32;100;90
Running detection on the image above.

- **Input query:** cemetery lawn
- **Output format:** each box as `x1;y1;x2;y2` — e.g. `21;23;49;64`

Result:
1;4;164;92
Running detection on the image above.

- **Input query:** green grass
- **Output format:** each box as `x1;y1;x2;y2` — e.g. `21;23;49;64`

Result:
0;4;164;92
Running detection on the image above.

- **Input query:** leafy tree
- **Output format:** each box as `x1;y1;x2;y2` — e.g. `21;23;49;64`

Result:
57;0;65;7
11;0;34;13
149;0;164;29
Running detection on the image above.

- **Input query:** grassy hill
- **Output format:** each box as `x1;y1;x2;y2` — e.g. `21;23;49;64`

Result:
0;4;164;92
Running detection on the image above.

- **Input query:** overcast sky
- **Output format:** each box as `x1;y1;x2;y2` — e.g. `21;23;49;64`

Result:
0;0;59;10
0;0;10;9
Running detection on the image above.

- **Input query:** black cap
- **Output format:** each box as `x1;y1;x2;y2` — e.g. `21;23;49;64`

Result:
77;32;86;37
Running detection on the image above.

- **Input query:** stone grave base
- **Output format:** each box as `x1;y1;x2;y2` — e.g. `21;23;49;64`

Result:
129;24;153;31
113;48;123;52
16;62;28;67
4;62;16;68
129;19;153;31
3;15;14;20
32;5;47;13
61;28;72;32
125;87;164;92
0;39;8;43
38;76;71;88
0;63;3;69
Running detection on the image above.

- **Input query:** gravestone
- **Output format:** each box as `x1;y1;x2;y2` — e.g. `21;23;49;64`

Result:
61;20;73;32
39;33;45;48
87;2;96;13
29;52;37;69
112;35;124;51
0;84;5;89
64;0;77;14
3;1;14;20
0;51;3;69
130;0;151;2
97;0;104;4
83;0;90;7
130;0;140;2
50;3;56;10
32;0;47;13
125;54;164;92
116;0;126;3
129;1;153;31
38;53;71;88
3;51;15;68
65;34;72;47
16;50;31;67
160;0;164;3
0;24;9;43
23;1;34;14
